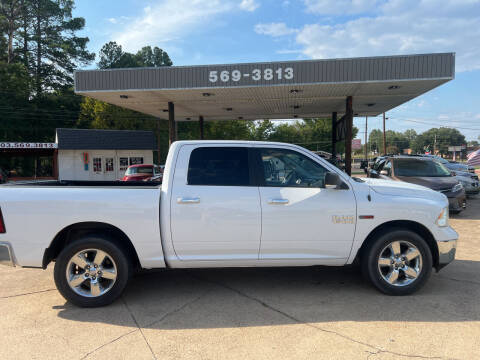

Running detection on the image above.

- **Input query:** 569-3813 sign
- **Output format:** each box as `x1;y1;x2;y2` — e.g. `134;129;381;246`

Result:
209;67;294;83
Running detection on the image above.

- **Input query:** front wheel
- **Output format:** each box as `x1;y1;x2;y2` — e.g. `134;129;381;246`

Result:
54;236;132;307
362;229;433;295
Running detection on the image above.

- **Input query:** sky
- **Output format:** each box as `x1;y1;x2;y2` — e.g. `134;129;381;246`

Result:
73;0;480;141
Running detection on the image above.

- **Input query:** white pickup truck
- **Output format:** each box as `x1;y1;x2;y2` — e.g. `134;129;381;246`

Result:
0;141;458;307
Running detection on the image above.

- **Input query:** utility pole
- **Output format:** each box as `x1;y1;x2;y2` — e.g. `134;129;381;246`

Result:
383;112;387;155
364;116;368;160
434;134;437;155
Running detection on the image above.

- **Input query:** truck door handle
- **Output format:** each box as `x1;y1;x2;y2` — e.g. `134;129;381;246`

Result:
268;198;289;205
177;197;200;204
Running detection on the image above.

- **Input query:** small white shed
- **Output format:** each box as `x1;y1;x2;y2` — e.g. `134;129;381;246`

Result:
55;128;157;181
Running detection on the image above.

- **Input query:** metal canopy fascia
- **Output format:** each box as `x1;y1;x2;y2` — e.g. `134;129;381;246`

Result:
74;53;455;121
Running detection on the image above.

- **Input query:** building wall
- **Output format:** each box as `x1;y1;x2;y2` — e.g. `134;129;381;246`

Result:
58;149;154;181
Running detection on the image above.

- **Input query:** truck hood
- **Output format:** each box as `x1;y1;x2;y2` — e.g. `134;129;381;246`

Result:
363;178;446;201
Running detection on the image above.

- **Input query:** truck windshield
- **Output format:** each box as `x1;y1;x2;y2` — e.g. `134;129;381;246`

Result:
395;159;451;177
126;167;153;175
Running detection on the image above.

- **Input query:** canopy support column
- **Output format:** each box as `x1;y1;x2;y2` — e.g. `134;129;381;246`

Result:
168;102;176;146
331;112;337;160
199;116;204;140
345;96;353;176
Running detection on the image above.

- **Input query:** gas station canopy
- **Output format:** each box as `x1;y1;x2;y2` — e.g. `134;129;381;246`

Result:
74;53;454;121
74;52;455;175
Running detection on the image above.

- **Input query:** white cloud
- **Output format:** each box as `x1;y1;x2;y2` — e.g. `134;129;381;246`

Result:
112;0;235;52
106;16;130;25
254;22;297;37
258;0;480;72
304;0;381;15
239;0;260;11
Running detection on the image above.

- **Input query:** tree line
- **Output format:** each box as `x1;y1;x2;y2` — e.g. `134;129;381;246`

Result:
366;127;470;156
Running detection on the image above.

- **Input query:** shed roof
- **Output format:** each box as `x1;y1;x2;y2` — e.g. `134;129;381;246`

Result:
74;53;455;121
56;128;157;150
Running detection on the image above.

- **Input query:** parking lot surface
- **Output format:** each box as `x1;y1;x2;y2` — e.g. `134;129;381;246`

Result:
1;199;479;360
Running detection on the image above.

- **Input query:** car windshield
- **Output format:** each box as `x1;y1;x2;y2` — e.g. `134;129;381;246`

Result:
432;156;448;164
395;159;451;177
126;166;153;175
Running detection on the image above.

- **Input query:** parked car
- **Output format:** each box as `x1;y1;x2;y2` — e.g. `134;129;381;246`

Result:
0;168;8;184
452;170;479;196
369;156;466;213
0;141;457;307
122;164;162;182
424;155;475;173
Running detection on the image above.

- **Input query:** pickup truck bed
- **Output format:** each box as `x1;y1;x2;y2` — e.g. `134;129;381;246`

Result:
3;180;161;187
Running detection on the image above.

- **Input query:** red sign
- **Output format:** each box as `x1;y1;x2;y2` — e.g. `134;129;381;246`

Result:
352;139;362;150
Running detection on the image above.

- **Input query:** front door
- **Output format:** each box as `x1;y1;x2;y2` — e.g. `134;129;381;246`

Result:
91;156;116;181
91;156;104;180
256;147;356;263
170;145;261;261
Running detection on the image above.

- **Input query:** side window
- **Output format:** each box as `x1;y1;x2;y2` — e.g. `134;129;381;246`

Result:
375;159;385;171
260;148;328;188
187;147;250;186
382;161;392;175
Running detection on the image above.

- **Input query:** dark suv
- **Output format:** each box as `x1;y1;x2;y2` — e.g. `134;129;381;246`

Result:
369;156;466;213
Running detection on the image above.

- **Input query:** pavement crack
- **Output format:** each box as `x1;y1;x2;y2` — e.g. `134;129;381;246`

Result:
193;275;452;360
144;291;209;328
0;288;56;299
79;292;208;360
79;329;138;360
121;297;157;360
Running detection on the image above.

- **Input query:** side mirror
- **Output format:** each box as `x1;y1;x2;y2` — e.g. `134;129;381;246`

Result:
325;172;343;189
380;170;389;176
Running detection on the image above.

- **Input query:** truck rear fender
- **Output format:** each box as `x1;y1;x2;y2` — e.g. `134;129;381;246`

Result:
43;222;141;270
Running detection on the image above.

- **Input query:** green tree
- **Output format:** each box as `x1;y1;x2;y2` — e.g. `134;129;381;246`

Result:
0;0;22;63
98;41;172;69
413;128;466;155
27;0;95;94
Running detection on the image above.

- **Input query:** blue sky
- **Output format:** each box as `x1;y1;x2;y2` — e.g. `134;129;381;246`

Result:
73;0;480;141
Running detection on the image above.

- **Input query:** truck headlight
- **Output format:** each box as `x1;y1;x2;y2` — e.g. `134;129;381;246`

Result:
436;207;449;227
452;183;463;192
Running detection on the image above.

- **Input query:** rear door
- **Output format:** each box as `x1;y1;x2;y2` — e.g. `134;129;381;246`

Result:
170;145;261;261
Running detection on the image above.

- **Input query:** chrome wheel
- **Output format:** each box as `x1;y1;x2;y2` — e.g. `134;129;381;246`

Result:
66;248;117;298
377;240;423;287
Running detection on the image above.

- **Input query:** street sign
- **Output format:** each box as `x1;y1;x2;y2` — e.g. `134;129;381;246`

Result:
352;139;362;150
0;142;58;149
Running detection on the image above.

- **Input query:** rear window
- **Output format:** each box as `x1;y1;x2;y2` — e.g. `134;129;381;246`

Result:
126;166;153;175
187;147;250;186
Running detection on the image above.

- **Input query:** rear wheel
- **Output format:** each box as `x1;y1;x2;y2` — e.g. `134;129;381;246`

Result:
362;229;432;295
54;235;132;307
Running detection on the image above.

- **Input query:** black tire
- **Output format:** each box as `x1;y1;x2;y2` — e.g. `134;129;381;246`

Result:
361;229;433;296
54;235;132;307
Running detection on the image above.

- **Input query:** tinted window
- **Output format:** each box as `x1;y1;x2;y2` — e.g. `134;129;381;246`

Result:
260;148;328;188
188;147;250;186
394;159;451;177
382;161;392;175
126;166;153;175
